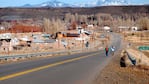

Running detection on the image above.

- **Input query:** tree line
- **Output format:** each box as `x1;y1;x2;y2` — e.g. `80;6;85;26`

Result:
43;13;149;34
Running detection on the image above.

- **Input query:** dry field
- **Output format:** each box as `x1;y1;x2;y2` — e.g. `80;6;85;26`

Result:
124;31;149;56
124;31;149;44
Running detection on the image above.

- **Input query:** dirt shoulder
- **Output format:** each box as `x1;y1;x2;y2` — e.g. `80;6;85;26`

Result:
94;46;149;84
94;52;149;84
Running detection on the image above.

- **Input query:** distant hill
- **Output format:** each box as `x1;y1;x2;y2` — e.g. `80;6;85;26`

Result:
0;5;149;20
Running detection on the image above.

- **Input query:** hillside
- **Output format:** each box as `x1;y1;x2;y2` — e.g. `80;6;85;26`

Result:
0;5;149;20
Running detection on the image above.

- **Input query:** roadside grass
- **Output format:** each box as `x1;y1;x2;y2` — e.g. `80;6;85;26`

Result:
94;51;149;84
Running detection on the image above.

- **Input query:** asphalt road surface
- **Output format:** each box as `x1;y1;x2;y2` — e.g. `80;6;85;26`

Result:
0;33;121;84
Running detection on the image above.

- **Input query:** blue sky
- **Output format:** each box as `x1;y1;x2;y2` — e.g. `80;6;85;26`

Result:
0;0;149;7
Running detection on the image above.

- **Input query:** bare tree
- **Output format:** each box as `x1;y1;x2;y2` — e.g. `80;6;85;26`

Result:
137;17;149;30
43;18;51;33
43;18;65;34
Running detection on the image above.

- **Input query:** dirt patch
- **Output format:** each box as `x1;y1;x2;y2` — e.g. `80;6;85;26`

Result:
94;51;149;84
143;51;149;58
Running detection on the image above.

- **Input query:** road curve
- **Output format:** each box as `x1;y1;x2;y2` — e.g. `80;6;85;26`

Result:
0;33;122;84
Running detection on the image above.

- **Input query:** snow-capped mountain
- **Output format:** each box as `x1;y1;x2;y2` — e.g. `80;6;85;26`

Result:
22;0;128;8
22;0;74;8
102;0;128;6
36;0;73;7
75;0;128;7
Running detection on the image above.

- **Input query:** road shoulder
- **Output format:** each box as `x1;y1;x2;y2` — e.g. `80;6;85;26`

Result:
94;38;149;84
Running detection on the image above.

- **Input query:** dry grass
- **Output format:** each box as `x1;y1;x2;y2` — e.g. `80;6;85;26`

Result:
143;51;149;58
124;31;149;46
94;51;149;84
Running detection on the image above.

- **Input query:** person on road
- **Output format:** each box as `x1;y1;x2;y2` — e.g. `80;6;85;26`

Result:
111;46;115;56
105;46;109;56
85;41;89;49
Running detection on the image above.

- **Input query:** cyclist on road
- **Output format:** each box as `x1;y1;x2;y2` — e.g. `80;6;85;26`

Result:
111;46;115;56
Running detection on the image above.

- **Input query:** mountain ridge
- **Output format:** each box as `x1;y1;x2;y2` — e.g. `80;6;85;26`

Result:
22;0;129;8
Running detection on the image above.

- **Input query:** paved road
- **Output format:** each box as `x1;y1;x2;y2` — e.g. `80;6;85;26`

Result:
0;33;121;84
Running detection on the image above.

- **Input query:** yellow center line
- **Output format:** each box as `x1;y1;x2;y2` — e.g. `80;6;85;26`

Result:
0;53;98;81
